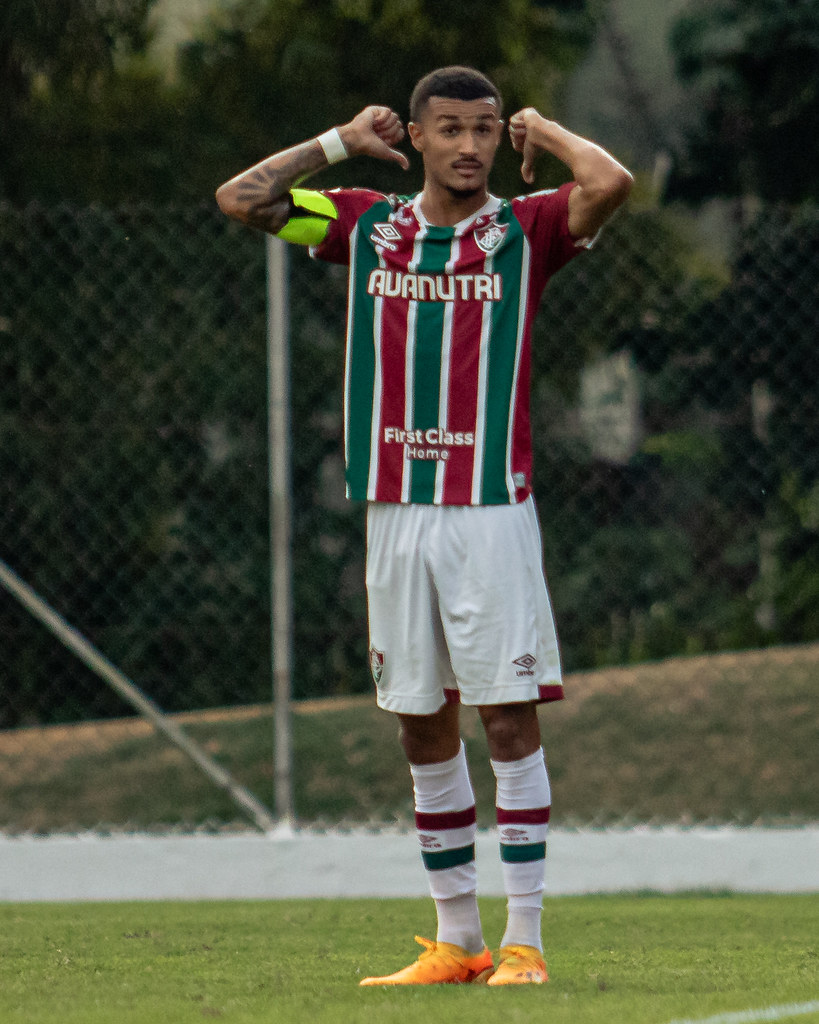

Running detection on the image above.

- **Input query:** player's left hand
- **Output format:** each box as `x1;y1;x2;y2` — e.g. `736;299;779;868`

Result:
509;107;543;185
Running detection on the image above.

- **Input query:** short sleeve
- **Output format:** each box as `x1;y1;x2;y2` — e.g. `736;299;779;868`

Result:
510;182;589;287
308;187;388;266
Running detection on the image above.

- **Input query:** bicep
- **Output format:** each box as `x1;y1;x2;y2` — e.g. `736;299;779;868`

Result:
567;177;630;241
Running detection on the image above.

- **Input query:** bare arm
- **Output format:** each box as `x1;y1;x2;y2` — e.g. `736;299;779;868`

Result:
509;108;633;240
215;106;409;233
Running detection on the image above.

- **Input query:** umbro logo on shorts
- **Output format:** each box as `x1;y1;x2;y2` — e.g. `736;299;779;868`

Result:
513;653;537;677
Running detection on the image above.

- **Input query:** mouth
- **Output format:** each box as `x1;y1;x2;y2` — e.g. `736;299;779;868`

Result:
453;161;482;175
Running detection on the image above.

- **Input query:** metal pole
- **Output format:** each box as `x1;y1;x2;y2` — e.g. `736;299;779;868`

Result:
265;234;295;829
0;557;277;833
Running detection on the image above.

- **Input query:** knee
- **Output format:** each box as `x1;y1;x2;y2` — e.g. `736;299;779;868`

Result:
398;706;461;765
481;711;519;760
479;704;541;762
399;723;459;765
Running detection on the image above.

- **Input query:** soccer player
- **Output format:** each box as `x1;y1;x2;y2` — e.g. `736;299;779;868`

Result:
216;66;632;986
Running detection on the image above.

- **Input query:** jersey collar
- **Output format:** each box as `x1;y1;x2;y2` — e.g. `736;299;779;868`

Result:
412;193;502;235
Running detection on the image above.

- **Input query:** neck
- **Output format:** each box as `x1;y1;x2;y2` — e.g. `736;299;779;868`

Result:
418;182;490;227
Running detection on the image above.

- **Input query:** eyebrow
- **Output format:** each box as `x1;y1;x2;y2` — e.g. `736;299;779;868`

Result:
435;112;497;123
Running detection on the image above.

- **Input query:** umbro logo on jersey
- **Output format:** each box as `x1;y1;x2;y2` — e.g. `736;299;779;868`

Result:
475;221;508;253
513;653;537;676
370;222;402;251
418;834;442;849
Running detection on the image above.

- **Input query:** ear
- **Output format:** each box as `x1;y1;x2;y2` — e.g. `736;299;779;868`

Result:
408;121;424;153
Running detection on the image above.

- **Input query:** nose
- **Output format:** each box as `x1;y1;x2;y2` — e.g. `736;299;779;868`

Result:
460;132;479;156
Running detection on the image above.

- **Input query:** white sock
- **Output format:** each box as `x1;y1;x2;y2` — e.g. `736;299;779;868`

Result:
410;741;484;953
491;747;551;951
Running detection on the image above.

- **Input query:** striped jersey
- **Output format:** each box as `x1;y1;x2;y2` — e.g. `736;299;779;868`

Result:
310;181;586;505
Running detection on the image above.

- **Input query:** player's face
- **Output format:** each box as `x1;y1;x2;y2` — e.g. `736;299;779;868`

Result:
409;97;503;199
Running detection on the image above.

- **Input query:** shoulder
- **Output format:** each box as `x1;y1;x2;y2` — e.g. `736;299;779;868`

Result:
310;188;413;264
508;182;589;276
510;182;597;251
320;187;403;223
509;182;575;230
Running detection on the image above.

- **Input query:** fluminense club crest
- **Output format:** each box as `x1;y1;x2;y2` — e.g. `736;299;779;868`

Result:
369;645;384;684
475;220;508;253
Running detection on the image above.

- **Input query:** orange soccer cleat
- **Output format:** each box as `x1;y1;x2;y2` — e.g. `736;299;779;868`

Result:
359;935;495;986
486;944;549;986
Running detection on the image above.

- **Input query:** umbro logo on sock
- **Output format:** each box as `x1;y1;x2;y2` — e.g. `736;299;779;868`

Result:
500;827;529;842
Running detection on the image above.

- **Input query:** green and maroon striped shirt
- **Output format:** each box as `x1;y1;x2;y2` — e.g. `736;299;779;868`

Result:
310;182;584;505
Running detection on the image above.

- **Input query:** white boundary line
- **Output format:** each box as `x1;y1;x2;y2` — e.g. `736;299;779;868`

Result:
665;1000;819;1024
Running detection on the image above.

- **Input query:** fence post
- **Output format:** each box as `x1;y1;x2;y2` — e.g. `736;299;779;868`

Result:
266;235;295;830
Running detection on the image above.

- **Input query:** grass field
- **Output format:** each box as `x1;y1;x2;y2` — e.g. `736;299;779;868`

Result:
2;648;817;1021
1;895;817;1024
2;644;818;832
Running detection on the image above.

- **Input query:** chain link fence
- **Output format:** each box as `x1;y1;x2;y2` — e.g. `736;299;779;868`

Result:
1;197;817;832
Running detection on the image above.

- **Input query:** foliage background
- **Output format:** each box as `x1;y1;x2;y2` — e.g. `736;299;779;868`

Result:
1;0;818;726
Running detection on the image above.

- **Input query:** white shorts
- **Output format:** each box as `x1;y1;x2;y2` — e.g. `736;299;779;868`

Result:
365;496;564;715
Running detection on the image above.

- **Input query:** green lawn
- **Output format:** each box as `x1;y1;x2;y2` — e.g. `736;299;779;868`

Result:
1;895;817;1024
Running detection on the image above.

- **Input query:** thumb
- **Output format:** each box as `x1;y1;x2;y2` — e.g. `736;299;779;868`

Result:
521;140;537;184
390;149;410;171
379;142;410;171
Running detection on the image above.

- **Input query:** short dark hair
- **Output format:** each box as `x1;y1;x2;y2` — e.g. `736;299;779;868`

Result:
409;66;502;121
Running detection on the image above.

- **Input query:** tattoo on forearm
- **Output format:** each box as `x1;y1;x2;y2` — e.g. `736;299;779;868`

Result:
235;144;325;231
236;167;279;204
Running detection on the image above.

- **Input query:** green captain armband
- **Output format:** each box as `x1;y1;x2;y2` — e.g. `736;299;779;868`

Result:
275;188;338;246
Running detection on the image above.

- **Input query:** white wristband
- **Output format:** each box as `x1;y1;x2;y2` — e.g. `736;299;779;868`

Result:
316;128;348;164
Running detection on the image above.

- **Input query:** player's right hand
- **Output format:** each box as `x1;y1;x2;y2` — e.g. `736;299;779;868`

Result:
340;106;410;170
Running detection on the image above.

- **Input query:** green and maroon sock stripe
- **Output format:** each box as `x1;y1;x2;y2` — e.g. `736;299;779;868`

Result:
497;805;550;863
499;842;546;863
416;806;477;871
415;807;477;831
497;807;551;826
420;844;476;871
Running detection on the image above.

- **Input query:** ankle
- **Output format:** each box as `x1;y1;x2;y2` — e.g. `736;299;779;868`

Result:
501;904;542;951
435;893;485;954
